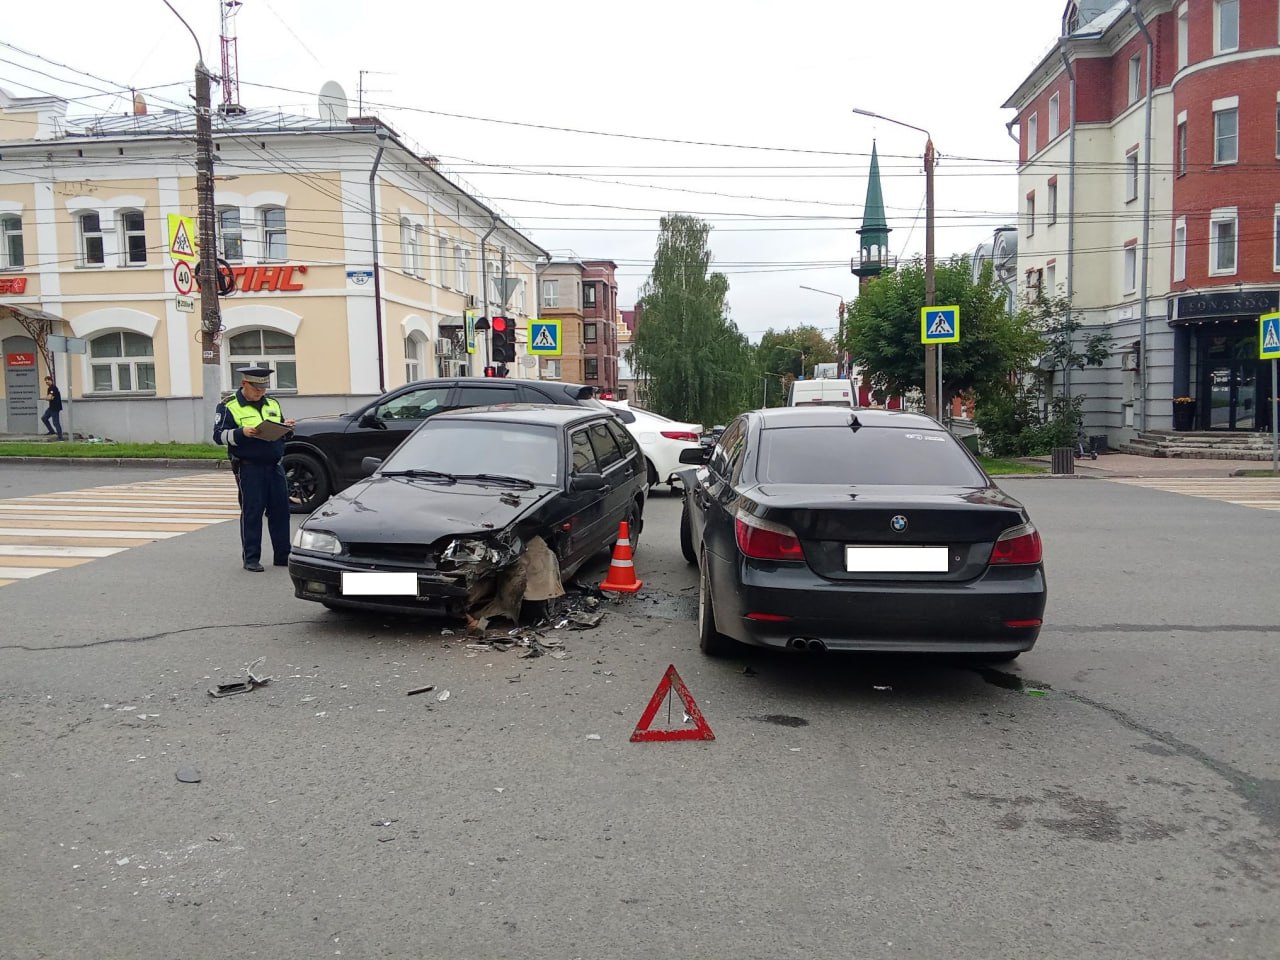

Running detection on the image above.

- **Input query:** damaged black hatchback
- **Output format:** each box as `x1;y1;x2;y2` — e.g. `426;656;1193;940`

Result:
288;404;647;623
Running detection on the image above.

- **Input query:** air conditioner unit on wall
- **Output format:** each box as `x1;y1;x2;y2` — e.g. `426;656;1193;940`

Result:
435;339;454;357
466;294;477;308
1122;352;1138;371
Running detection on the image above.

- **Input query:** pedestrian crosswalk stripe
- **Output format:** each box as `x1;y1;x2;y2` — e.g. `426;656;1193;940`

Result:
0;473;240;588
1108;476;1280;511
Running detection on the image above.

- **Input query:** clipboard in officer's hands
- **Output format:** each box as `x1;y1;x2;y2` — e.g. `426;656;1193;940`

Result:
250;419;291;441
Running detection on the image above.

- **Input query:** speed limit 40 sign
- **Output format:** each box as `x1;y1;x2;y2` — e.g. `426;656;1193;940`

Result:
173;260;195;295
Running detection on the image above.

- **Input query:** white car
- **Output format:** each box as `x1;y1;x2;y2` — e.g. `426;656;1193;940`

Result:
603;400;702;491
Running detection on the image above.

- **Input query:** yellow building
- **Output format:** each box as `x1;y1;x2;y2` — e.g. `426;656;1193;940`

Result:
0;87;548;441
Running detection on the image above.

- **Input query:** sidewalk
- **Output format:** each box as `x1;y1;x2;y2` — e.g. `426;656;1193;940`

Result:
1020;452;1276;478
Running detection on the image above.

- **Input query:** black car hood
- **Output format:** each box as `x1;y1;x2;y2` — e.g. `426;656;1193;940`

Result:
290;414;355;436
306;476;557;544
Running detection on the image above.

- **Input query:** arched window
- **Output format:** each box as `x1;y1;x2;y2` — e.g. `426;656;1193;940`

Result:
228;329;296;390
405;334;426;382
90;331;155;393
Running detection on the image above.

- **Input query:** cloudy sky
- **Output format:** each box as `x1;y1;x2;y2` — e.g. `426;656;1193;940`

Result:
2;0;1066;340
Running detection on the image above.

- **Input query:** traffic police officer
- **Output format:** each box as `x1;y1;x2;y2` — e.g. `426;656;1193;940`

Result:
213;366;296;572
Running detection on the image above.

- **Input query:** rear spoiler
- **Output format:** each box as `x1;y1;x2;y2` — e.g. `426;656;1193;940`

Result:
574;385;597;400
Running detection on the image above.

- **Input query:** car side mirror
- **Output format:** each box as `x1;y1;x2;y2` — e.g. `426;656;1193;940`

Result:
679;447;711;465
360;457;383;477
571;473;609;492
359;412;385;429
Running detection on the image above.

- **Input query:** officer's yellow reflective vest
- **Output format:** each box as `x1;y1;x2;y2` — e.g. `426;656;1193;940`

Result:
223;395;284;430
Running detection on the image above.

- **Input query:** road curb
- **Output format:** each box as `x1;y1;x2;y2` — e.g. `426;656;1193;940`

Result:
0;456;230;470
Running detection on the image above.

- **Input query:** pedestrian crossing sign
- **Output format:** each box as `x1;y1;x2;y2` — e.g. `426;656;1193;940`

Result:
1260;312;1280;360
529;319;562;356
920;305;960;344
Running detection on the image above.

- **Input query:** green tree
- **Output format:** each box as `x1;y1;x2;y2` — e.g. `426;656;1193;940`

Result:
841;257;1041;406
630;214;757;426
758;325;837;406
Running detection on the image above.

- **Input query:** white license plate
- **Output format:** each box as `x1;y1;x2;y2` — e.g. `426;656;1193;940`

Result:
341;571;418;596
844;546;949;573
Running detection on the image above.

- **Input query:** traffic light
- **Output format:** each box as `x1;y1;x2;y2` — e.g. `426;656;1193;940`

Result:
491;316;517;364
483;365;497;378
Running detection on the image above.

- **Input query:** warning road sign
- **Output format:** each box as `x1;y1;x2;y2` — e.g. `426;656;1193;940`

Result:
173;260;194;295
1260;312;1280;360
167;214;197;261
920;305;960;344
529;319;562;356
630;664;715;743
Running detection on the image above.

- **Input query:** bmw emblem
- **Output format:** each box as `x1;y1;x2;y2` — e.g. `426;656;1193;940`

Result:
890;515;908;533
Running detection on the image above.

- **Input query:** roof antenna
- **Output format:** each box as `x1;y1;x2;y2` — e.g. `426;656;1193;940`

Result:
849;413;862;432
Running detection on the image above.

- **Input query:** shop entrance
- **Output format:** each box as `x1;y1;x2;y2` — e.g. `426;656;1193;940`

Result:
1199;334;1265;431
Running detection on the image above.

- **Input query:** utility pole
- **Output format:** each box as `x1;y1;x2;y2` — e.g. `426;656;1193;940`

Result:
195;61;223;428
924;136;938;420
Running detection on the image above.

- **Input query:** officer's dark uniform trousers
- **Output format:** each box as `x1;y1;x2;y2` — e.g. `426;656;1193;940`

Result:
213;391;291;566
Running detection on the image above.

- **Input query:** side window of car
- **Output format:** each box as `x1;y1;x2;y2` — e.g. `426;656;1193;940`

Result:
376;386;450;421
517;385;550;404
454;385;518;408
570;429;599;475
587;422;624;472
710;420;744;478
606;419;637;458
724;420;749;481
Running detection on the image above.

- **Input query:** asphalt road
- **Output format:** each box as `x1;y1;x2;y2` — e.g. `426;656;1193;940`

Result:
1;466;1277;959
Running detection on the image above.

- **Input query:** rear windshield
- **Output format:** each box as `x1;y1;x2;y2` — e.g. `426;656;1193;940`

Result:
758;425;985;486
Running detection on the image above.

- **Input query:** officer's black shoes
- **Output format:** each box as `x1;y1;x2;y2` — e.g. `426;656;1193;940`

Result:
273;558;289;567
243;562;265;572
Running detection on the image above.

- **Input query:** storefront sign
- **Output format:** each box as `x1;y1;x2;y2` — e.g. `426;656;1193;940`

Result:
195;264;309;294
1176;290;1280;321
0;277;29;295
5;353;35;367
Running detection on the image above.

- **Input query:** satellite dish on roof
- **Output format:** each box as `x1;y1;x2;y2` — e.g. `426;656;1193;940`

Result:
133;92;147;116
318;81;348;124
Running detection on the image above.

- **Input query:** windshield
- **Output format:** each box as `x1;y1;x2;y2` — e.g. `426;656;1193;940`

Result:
381;421;561;486
758;425;986;486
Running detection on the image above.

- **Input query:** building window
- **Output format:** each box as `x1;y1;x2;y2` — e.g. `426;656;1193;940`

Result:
414;226;425;278
1128;55;1141;104
120;210;147;265
261;207;287;260
584;357;599;380
460;251;471;295
1177;119;1188;176
400;219;414;274
1026;113;1038;155
1025;191;1035;237
453;246;465;292
1048;180;1058;224
0;215;22;269
1025;268;1043;302
584;322;598;344
405;335;424;382
583;283;597;308
1214;105;1239;164
1125;148;1139;202
437;237;448;286
1174;217;1187;282
90;332;155;393
1048;93;1060;140
79;212;105;266
1045;262;1056;298
218;207;243;261
228;329;297;390
542;279;559;308
1209;208;1238;276
1177;6;1189;69
1123;242;1138;294
1275;98;1280;157
542;359;561;379
1215;0;1239;54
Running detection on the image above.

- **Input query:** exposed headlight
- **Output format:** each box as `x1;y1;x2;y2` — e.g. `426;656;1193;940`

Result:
292;528;342;554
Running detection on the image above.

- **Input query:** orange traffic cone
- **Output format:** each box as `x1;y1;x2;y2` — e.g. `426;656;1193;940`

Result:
600;520;643;593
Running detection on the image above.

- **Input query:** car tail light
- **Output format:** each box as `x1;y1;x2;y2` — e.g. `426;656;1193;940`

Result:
746;612;791;622
735;512;805;561
661;430;700;442
989;522;1043;565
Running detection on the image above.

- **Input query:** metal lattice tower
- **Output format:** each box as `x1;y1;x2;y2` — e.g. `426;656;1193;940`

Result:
218;0;246;116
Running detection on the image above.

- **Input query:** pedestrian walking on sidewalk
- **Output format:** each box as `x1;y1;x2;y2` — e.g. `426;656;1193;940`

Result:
213;366;296;572
41;376;63;440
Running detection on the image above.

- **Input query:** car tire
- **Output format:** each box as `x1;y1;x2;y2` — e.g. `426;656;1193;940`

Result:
625;499;643;556
697;550;737;657
679;501;697;565
646;458;659;489
284;452;330;514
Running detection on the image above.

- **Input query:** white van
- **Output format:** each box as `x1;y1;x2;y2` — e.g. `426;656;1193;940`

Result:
787;378;857;407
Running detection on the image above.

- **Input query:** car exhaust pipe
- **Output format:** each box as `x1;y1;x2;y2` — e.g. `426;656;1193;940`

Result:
807;639;827;653
788;638;827;652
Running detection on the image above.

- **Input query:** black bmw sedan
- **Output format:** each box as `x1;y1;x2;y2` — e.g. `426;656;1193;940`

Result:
288;405;647;618
679;407;1046;660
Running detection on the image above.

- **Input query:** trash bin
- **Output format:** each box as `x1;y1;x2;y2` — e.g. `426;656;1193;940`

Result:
1089;434;1108;454
1051;447;1075;474
961;434;980;456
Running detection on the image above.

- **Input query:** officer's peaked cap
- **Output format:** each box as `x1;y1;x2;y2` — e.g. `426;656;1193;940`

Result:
239;366;272;385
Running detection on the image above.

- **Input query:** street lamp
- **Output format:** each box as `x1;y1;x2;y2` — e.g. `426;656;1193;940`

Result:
851;108;939;421
799;285;850;377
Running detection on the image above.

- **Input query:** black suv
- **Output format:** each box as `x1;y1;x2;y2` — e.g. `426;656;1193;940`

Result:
284;378;600;512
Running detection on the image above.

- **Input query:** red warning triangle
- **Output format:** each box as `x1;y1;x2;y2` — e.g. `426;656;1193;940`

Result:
630;664;715;742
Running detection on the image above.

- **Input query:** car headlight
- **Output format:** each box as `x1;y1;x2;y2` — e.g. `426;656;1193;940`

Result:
292;528;342;555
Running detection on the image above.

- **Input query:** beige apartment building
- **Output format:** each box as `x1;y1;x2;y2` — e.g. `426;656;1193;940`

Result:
0;87;547;441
